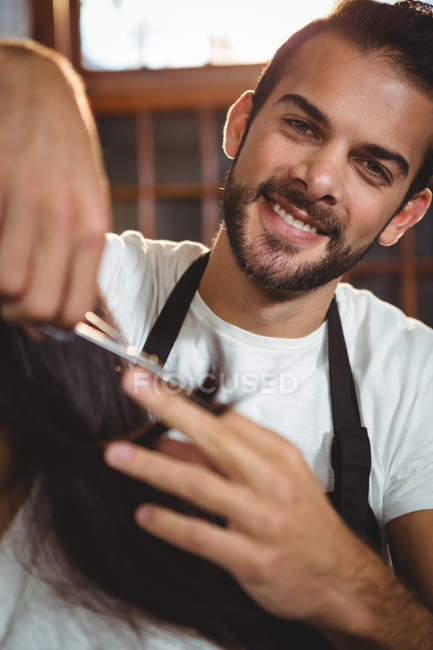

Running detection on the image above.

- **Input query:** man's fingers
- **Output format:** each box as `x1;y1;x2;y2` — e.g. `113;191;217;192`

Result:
123;368;310;497
156;437;222;473
0;185;107;326
134;502;258;576
0;192;38;297
122;369;270;487
58;217;106;325
105;442;263;532
2;200;74;322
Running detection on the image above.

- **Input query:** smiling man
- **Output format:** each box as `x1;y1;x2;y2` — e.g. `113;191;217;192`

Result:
221;45;430;296
2;0;433;648
101;1;433;647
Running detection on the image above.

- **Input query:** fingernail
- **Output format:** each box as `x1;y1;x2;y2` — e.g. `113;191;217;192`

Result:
135;505;150;524
105;442;135;466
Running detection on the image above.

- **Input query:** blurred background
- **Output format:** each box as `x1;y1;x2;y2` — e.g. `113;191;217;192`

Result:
2;0;433;326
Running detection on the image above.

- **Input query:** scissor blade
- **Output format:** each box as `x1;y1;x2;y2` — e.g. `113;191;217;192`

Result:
74;322;177;385
84;311;122;341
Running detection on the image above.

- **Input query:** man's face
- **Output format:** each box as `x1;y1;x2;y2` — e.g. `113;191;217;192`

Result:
222;32;433;292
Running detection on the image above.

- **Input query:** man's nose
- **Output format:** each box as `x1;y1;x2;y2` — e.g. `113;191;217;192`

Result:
290;143;346;206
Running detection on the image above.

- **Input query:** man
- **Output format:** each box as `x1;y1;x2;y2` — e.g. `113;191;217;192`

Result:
1;0;433;647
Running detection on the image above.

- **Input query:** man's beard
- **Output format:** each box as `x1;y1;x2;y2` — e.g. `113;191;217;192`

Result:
221;169;379;292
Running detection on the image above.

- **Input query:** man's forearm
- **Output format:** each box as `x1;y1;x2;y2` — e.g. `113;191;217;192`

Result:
318;546;433;649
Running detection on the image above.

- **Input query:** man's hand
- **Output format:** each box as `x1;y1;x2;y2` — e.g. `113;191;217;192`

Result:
0;41;110;327
103;369;433;648
104;370;367;629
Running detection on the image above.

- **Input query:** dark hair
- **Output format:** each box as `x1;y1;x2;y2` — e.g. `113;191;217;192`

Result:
0;298;327;649
248;0;433;197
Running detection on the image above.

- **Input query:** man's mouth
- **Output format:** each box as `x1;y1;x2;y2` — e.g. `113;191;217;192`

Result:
273;201;318;234
264;195;328;237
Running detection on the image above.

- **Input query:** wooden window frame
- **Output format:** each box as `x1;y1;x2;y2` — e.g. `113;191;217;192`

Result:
32;0;264;113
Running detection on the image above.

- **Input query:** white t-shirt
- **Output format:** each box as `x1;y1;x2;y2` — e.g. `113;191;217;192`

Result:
98;231;433;537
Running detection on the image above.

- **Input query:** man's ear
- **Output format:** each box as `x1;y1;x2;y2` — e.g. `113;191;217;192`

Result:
379;188;432;246
223;90;254;160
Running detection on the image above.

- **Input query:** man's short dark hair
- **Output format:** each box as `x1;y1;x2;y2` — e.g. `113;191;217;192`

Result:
248;0;433;197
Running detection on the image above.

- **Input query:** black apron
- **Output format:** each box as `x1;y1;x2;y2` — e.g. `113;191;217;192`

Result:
142;250;381;648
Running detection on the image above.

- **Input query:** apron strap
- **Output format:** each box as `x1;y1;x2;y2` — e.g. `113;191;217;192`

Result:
327;298;374;541
141;254;379;547
142;251;210;365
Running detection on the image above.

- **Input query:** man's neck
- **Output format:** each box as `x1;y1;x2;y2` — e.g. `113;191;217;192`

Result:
199;230;339;339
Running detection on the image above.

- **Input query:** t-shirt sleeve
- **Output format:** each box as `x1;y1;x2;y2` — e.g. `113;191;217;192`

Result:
97;231;156;345
98;232;127;304
97;231;208;348
382;323;433;524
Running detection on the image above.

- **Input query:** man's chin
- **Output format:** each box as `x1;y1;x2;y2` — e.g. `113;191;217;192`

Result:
228;234;367;293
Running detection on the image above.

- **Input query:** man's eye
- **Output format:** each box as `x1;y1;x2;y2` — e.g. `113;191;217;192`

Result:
283;118;314;136
361;159;390;182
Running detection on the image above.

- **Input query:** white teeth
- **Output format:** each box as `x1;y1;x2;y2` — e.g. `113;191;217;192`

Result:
273;202;318;234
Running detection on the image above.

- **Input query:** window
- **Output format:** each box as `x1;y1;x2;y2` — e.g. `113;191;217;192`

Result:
79;0;337;71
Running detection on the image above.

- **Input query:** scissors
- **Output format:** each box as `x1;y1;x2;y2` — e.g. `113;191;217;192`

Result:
38;313;228;418
40;312;179;386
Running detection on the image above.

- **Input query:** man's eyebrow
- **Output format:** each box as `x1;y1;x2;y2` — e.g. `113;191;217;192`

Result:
361;144;409;177
275;93;331;130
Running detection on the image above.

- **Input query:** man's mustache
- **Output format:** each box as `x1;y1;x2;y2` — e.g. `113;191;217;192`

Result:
253;180;343;239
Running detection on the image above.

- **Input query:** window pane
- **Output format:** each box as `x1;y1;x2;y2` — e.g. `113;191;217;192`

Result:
153;112;200;184
350;276;401;311
0;0;30;38
418;277;433;328
97;115;137;186
415;204;433;257
80;0;339;71
156;199;201;241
